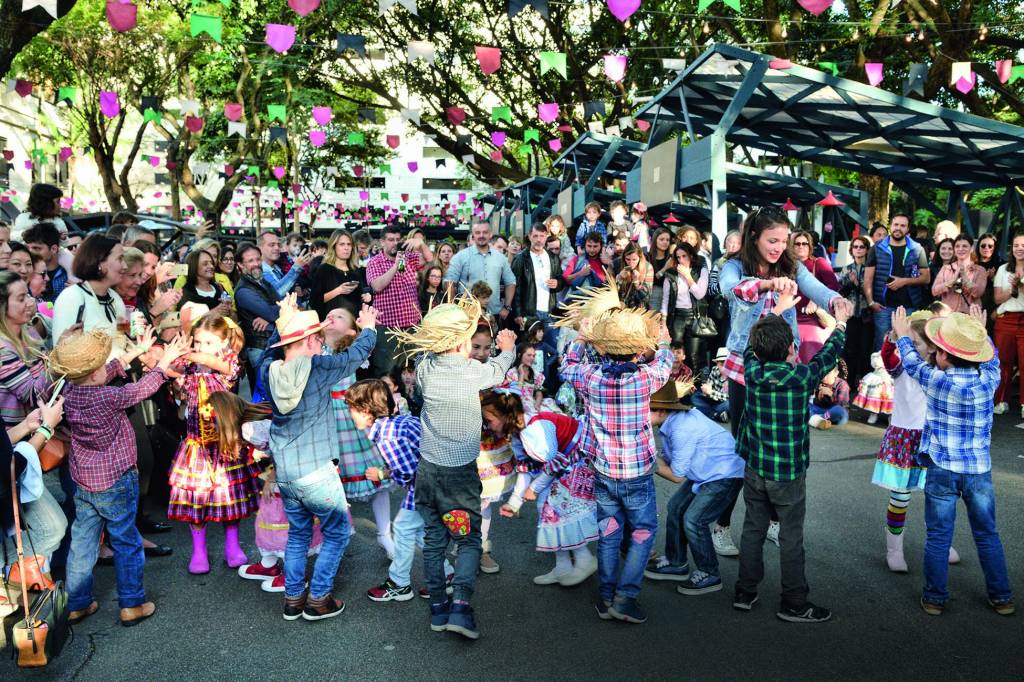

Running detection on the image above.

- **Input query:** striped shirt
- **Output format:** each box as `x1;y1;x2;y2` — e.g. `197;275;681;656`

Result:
0;341;51;427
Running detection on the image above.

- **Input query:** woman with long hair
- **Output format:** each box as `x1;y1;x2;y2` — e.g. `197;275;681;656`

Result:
661;242;709;370
174;238;234;298
647;227;676;313
838;236;874;389
219;245;240;287
974;233;1003;318
13;183;68;240
544;214;573;271
435;241;455;274
992;233;1024;417
179;249;232;316
418;264;446;314
616;242;654;309
931;234;986;313
928;237;955;286
310;229;369;319
791;230;840;363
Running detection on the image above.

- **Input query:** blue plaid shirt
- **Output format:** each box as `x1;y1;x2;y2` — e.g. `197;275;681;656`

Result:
896;336;1000;475
368;415;421;511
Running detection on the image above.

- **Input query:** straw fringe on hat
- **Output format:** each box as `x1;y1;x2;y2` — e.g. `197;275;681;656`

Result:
390;295;483;356
586;306;662;356
923;312;994;363
554;272;623;330
48;329;113;380
650;377;697;411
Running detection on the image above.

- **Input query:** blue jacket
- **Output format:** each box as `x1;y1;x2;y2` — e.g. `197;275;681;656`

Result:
719;258;841;355
870;236;925;309
574;220;607;250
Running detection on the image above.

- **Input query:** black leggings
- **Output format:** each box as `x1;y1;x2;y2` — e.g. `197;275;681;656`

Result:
718;378;778;527
669;310;707;372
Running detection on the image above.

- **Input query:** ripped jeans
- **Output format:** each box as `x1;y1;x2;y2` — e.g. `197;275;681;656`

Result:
594;472;658;603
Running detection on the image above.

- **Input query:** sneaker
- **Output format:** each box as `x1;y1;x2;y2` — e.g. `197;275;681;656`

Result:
867;413;879;425
808;414;824;429
777;602;832;623
643;556;690;582
993;402;1009;415
367;578;414;603
419;572;455;599
282;593;306;621
479;552;500;574
261;573;286;593
988;599;1015;616
609;597;647;624
429;600;451;632
446;602;480;640
766;521;780;547
733;591;759;611
302;594;346;621
676;570;723;595
712;524;740;557
717;411;730;423
238;562;281;581
595;599;613;621
920;598;944;616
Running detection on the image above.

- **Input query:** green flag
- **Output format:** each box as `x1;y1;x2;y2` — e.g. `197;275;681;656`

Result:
247;164;259;176
491;106;511;124
381;192;389;200
516;144;532;156
143;108;162;124
347;132;365;145
723;0;740;10
190;14;222;44
818;61;839;77
1010;65;1024;84
699;0;739;10
267;104;287;123
57;86;76;106
267;180;279;189
379;163;391;174
523;128;540;143
539;51;566;78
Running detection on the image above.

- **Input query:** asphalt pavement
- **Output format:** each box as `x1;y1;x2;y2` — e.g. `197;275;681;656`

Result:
4;410;1023;681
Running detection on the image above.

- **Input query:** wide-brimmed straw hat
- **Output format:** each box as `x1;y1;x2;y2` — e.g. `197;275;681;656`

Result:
390;295;482;356
650;378;696;411
48;329;113;380
923;312;993;363
554;273;622;330
270;309;327;349
586;307;661;356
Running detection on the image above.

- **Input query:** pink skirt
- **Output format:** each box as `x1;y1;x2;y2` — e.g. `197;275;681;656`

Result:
254;487;323;559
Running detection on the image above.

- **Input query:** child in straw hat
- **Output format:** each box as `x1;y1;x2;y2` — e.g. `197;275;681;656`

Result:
560;303;673;625
55;327;190;627
391;295;517;640
890;305;1013;617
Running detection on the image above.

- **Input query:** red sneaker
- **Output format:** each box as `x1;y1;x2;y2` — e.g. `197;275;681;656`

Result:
367;578;414;602
261;573;286;593
238;563;282;581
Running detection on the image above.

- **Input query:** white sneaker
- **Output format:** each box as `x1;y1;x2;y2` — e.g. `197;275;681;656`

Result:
808;414;824;429
867;413;879;425
712;524;740;557
767;521;780;547
993;402;1008;415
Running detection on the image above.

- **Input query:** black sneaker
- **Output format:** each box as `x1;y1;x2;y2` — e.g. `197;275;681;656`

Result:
302;594;346;621
608;597;647;624
777;602;831;623
733;591;759;611
446;603;480;640
595;599;613;621
283;593;307;621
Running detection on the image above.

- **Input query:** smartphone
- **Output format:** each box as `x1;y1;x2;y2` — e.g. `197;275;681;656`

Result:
75;303;86;325
886;276;896;285
172;263;189;277
48;378;65;407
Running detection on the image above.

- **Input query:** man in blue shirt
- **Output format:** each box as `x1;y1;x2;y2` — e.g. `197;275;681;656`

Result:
643;382;743;596
260;231;312;299
444;220;516;322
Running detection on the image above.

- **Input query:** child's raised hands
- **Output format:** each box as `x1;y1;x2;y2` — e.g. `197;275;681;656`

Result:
890;306;911;338
496;329;517;353
771;290;801;316
967;303;986;327
158;334;191;370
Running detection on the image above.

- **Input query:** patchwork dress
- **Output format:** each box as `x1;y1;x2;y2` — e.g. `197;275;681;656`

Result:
871;339;927;491
477;428;515;505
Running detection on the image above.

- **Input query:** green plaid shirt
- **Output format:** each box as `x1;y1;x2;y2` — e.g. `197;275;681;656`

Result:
737;322;846;481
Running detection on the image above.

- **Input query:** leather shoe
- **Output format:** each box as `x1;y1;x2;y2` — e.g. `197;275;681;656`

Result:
144;543;173;558
69;601;99;624
138;517;172;534
120;601;156;627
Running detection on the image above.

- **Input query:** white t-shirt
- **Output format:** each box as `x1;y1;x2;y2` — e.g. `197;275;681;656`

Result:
993;264;1024;314
530;250;551;313
13;213;69;241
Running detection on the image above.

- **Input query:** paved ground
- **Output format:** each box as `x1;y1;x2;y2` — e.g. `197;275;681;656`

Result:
4;410;1023;681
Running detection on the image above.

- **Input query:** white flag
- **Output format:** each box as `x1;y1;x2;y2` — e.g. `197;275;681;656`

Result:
227;121;246;137
379;0;417;15
22;0;58;19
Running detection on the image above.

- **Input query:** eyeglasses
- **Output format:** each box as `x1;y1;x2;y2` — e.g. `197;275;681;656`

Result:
793;241;810;247
979;243;995;249
851;244;867;250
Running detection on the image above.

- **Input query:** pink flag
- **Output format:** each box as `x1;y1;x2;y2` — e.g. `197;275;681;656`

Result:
796;0;833;15
606;0;640;22
401;193;410;202
458;193;466;203
311;106;332;125
225;164;234;175
407;161;418;173
99;91;120;118
184;115;204;132
59;147;73;162
446;107;466;126
548;138;562;152
288;0;320;16
865;62;884;86
386;135;400;149
996;60;1012;84
272;166;286;180
23;160;33;170
359;190;369;201
149;156;160;167
538;102;559;123
309;130;326;147
490;131;506;146
2;151;12;161
768;59;793;70
353;165;364;177
106;1;137;32
224;102;243;121
490;150;503;162
475;46;501;75
604;55;627;83
636;119;651;131
955;73;976;94
14;80;32;97
265;24;296;54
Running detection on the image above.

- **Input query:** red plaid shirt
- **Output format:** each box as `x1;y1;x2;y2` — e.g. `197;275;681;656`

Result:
366;251;423;328
63;361;168;492
722;278;776;386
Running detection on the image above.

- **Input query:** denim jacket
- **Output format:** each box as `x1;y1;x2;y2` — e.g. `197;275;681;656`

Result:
719;258;841;354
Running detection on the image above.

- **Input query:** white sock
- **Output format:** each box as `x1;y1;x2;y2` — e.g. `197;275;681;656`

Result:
571;545;594;565
260;554;277;568
480;503;493;546
554;550;573;575
371;490;392;537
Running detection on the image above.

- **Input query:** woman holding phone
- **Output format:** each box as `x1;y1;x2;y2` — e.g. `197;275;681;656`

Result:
309;229;370;319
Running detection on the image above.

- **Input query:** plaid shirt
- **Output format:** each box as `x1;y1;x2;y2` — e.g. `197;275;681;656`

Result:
896;336;1000;475
366;251;423;328
63;362;168;492
722;278;775;385
369;415;421;511
737;323;846;481
561;342;673;479
705;364;728;403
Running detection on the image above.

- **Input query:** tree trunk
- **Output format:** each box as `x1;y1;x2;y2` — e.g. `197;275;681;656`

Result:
858;174;891;226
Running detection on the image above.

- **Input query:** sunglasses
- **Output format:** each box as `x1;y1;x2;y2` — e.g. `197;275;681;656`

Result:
979;243;995;249
793;241;810;247
852;244;867;249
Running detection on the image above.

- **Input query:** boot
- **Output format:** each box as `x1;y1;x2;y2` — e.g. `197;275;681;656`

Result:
189;526;210;575
885;530;908;573
948;546;961;564
223;523;248;568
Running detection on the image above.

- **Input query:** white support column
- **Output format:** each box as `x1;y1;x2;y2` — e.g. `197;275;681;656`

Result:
709;130;729;241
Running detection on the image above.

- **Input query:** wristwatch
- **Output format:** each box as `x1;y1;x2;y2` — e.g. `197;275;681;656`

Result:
502;304;512;312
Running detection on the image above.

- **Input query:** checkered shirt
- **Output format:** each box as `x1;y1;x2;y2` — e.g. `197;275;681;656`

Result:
63;362;168;492
895;336;1000;475
369;415;421;511
721;277;775;385
366;250;423;328
705;364;728;403
560;342;673;479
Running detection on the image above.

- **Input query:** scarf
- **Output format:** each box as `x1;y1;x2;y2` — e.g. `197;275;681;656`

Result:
268;356;312;415
77;282;118;323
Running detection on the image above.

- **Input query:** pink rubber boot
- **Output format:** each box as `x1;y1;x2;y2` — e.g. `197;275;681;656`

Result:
223;523;248;568
189;525;210;575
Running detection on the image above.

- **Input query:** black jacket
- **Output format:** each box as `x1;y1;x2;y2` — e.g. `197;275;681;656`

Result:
510;249;566;318
234;275;278;350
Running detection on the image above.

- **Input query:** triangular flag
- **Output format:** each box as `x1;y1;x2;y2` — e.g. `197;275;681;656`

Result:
22;0;58;18
143;108;162;124
311;106;332;125
768;58;793;70
309;130;326;147
357;108;376;123
99;91;120;118
347;132;365;145
386;134;400;149
57;86;76;105
266;24;296;53
180;99;201;116
269;127;288;142
490;150;503;162
996;59;1013;84
14;80;32;98
288;0;320;16
618;116;633;130
955;73;976;94
435;159;446;168
490;131;507;146
401;108;421;125
950;62;973;86
446;107;466;125
583;101;606;120
516;144;532;156
352;165;364;177
106;1;137;32
797;0;833;15
336;33;366;57
407;41;435;64
491;106;512;124
190;14;222;43
523;128;540;143
475;46;501;75
379;164;391;173
548;139;562;152
379;0;417;15
227;121;246;137
407;161;418;173
224;102;243;121
1010;65;1024;85
606;0;640;22
184;115;204;133
864;62;884;86
539;51;567;78
904;63;927;96
267;104;287;122
141;95;160;112
604;55;627;82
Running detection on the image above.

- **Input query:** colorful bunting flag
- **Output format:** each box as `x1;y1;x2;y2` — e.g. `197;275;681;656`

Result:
539;51;567;78
190;14;222;43
266;23;296;53
347;132;365;145
996;60;1012;84
57;86;76;106
797;0;834;15
446;107;466;125
864;62;884;87
106;1;137;32
288;0;320;16
523;128;540;143
99;91;120;118
22;0;58;19
606;0;640;22
336;33;366;57
309;130;326;147
407;41;435;64
267;104;287;122
379;0;417;15
224;102;243;121
818;61;839;77
508;0;548;18
538;102;559;122
604;55;627;82
475;46;501;75
491;106;512;124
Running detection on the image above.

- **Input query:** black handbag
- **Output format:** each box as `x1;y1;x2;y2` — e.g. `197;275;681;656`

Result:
708;294;729;322
687;303;719;338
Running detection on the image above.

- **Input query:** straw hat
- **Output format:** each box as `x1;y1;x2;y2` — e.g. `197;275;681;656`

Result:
650;378;696;411
586;307;661;356
48;329;113;380
390;295;482;356
923;312;993;363
554;273;622;330
270;309;327;348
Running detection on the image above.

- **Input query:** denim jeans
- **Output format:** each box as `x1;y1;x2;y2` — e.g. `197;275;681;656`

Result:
2;488;67;569
691;392;729;421
388;508;424;587
594;472;658;602
872;306;896;351
277;464;351;600
665;477;743;577
66;470;146;611
416;460;482;604
809;404;850;425
923;466;1012;605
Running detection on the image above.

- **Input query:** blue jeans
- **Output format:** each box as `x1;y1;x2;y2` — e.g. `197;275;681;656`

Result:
594;472;658;602
388;508;424;587
416;460;482;604
691;393;728;421
277;464;351;600
665;477;742;576
873;306;896;351
809;404;849;425
66;470;146;611
923;466;1012;605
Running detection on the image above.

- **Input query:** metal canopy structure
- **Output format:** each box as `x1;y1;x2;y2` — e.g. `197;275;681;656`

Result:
552;131;647;183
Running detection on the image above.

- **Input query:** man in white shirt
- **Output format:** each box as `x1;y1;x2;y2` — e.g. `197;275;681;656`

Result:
511;223;565;374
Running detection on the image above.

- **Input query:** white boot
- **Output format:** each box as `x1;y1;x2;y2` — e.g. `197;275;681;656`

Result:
948;546;961;564
886;531;908;573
